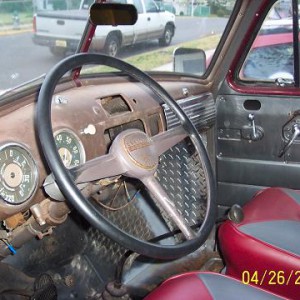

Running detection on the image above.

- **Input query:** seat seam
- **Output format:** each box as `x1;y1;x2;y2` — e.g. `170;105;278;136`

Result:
230;222;300;260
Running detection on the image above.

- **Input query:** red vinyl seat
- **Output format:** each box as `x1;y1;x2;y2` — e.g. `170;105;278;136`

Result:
144;272;283;299
219;187;300;299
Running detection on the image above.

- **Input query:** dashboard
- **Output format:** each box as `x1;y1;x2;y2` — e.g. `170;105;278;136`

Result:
0;75;215;222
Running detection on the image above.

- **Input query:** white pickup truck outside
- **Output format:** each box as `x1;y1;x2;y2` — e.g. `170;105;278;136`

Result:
33;0;176;57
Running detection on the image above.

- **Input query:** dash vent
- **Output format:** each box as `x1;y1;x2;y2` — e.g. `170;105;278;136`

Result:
162;93;215;130
104;120;145;148
99;95;131;115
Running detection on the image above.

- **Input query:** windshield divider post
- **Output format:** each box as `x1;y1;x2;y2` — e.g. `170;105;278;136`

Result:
71;0;105;83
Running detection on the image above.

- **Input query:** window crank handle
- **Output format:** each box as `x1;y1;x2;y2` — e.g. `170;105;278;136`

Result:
279;124;300;157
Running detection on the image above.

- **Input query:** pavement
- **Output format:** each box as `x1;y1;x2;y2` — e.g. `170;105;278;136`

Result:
0;24;31;36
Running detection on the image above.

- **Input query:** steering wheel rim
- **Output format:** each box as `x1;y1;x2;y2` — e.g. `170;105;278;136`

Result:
37;53;216;259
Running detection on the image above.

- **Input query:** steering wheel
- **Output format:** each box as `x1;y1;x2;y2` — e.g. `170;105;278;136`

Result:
37;53;216;259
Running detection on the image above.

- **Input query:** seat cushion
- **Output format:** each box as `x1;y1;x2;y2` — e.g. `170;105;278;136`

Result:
219;187;300;299
144;272;283;300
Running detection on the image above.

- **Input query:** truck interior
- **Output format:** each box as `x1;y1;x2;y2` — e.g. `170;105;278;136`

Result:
0;0;299;299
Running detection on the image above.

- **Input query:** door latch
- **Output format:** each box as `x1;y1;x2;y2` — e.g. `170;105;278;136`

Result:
241;113;264;141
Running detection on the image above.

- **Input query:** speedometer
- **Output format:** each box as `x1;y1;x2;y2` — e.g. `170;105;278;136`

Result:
0;144;38;204
54;129;85;168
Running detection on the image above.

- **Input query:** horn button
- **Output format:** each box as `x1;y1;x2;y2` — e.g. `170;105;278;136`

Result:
112;129;159;178
123;130;158;169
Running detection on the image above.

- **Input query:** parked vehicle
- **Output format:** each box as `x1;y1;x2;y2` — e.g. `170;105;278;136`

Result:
33;0;175;57
204;22;294;80
242;34;293;80
1;0;300;299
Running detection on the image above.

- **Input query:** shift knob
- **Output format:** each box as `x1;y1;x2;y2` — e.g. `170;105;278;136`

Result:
228;204;244;224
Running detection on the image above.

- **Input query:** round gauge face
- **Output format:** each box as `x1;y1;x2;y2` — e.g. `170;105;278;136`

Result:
0;144;38;205
54;130;85;168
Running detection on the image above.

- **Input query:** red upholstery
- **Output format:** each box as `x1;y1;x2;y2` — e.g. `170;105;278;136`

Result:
219;187;300;299
144;272;283;299
144;272;212;300
237;188;300;225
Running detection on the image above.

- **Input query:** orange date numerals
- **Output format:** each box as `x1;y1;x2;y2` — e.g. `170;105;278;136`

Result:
242;270;300;286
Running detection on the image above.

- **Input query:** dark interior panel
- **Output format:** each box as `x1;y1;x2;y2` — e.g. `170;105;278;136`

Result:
218;182;264;208
216;94;300;207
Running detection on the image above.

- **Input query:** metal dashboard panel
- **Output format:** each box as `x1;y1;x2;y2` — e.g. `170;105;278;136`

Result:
162;93;215;131
155;93;215;230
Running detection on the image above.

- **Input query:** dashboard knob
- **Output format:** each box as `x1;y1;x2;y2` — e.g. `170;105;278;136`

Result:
83;124;96;135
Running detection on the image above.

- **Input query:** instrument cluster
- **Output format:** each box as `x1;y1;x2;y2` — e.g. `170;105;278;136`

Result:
0;129;86;206
54;129;86;168
0;143;38;204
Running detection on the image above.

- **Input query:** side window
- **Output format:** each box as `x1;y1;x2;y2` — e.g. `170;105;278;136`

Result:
144;0;158;13
242;42;294;81
82;0;94;9
83;0;126;8
133;0;143;14
239;0;296;83
112;0;127;3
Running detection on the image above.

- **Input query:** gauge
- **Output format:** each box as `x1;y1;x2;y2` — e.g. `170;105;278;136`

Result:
0;144;38;205
54;129;85;168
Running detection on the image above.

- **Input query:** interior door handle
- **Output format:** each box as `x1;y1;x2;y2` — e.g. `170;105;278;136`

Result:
147;17;151;21
241;113;264;141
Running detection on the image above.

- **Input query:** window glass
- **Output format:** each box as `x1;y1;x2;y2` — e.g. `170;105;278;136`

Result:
239;0;295;82
133;0;143;14
82;0;126;9
1;0;238;90
144;0;158;13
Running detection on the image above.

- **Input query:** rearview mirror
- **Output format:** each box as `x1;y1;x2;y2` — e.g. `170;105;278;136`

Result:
173;48;206;75
90;3;138;26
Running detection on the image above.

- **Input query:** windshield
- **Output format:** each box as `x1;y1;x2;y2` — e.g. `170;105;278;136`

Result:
0;0;237;91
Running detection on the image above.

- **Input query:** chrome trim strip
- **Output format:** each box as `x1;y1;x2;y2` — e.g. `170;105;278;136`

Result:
162;93;216;130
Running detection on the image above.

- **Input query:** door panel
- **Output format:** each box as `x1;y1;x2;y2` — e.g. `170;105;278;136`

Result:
215;0;300;209
216;94;300;207
143;0;164;39
132;0;148;42
145;13;164;39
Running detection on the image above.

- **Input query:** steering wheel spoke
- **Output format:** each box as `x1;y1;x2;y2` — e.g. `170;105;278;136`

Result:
152;125;188;156
142;176;196;240
73;153;126;184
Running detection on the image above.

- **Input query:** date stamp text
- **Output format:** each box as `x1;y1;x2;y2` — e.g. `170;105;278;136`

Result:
242;270;300;286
